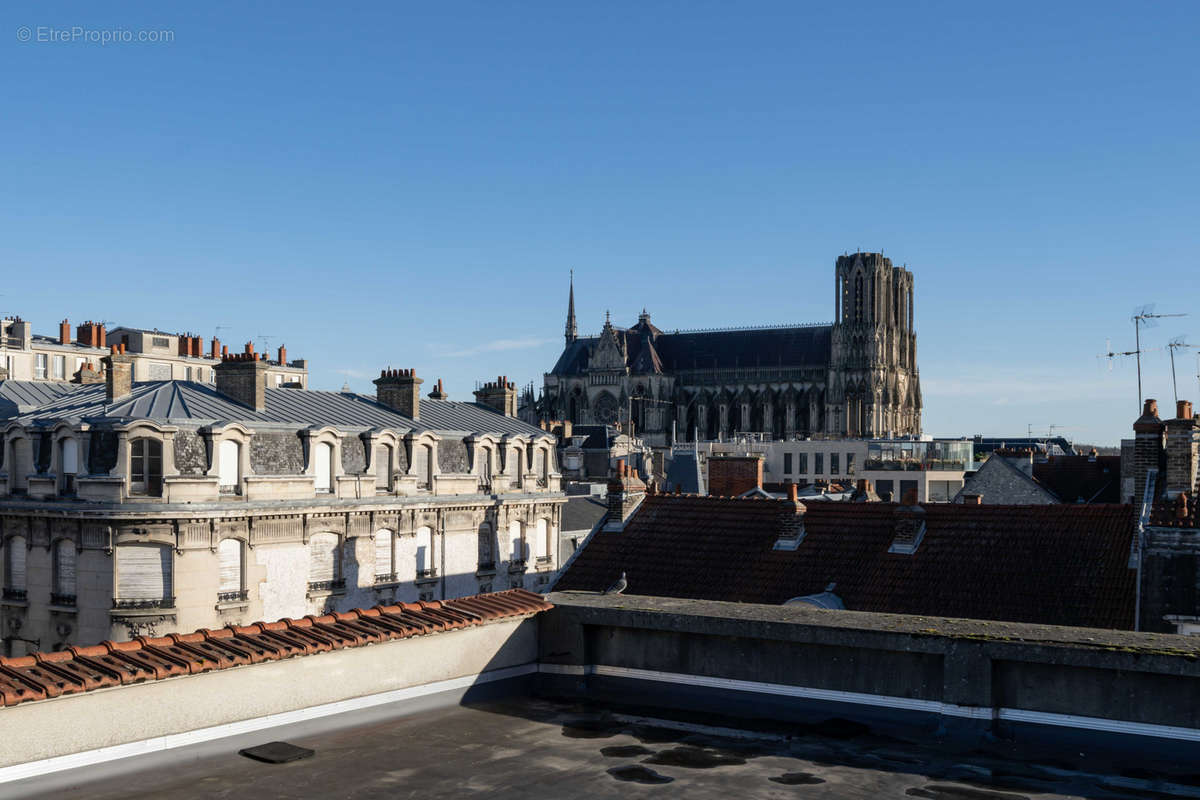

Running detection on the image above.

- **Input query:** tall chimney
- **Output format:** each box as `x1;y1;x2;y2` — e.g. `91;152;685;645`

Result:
374;368;423;420
213;351;269;412
605;458;647;530
428;378;448;400
1164;400;1197;499
889;488;927;554
277;344;287;365
59;319;70;346
706;454;763;496
1133;399;1165;503
211;337;221;360
96;323;106;349
473;375;517;416
103;345;134;403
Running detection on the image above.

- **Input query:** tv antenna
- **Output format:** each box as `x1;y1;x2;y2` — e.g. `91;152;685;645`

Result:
255;333;277;353
1132;305;1187;410
213;324;229;340
1097;338;1138;372
1166;336;1198;406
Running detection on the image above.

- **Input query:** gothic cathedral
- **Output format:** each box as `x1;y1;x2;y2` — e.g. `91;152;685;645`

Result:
542;252;921;444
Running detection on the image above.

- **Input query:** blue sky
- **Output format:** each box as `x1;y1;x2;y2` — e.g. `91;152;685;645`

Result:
2;2;1198;444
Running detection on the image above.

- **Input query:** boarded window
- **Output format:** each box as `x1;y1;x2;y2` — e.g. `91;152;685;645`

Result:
5;537;27;591
415;526;433;575
308;533;340;584
374;444;391;490
218;440;240;491
534;519;550;560
314;442;333;492
54;540;76;597
374;529;393;577
218;538;242;593
130;438;163;496
116;545;172;601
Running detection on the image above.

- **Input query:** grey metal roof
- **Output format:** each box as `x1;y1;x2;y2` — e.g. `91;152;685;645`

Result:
561;495;607;533
0;381;85;419
10;381;551;439
665;449;705;495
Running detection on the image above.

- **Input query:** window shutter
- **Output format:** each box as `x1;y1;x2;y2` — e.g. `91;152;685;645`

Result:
508;521;524;561
55;541;76;595
374;530;393;576
218;440;240;489
61;439;79;474
535;519;549;558
7;537;26;591
218;539;242;592
314;442;332;492
116;545;171;600
308;533;338;582
374;445;390;489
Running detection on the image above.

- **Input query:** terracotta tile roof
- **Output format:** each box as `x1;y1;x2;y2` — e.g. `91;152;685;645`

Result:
555;494;1137;629
1032;455;1122;504
0;589;551;707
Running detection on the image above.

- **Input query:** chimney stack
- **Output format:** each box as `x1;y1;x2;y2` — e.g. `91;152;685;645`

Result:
1164;400;1197;499
213;350;270;411
103;345;134;403
605;458;647;530
889;488;926;554
59;319;70;346
706;454;763;497
211;337;221;360
72;361;104;384
277;344;287;365
1133;399;1166;503
428;378;448;400
773;483;808;550
474;375;517;416
374;368;423;420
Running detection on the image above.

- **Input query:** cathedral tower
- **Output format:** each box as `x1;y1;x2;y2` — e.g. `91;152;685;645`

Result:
564;271;578;345
830;253;920;437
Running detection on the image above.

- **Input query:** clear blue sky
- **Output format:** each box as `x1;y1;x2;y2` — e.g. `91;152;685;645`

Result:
3;2;1198;445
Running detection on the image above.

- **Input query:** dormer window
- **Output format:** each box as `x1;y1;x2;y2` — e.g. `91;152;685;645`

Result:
59;438;78;494
130;438;163;497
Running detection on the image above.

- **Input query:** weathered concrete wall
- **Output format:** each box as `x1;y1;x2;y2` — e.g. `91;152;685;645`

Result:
438;439;469;473
0;617;538;769
540;593;1200;740
341;436;366;475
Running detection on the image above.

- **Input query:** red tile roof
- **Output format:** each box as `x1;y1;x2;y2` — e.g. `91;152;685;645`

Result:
0;589;551;707
555;494;1137;630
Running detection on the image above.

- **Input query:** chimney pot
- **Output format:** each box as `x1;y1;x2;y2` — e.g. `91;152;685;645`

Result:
59;319;71;346
1177;400;1193;420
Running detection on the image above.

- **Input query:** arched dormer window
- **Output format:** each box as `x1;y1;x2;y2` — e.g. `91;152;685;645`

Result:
218;439;241;494
59;437;79;494
130;438;163;497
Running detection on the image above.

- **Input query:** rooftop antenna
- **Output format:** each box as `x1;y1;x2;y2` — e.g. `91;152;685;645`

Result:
1132;304;1187;410
255;333;278;352
213;324;230;339
1166;336;1197;406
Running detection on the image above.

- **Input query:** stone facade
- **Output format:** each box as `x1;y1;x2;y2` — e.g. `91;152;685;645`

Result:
542;253;922;444
0;366;565;655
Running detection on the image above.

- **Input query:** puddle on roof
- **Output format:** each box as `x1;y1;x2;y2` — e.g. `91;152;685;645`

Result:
606;765;674;784
600;745;654;758
769;772;826;785
642;745;746;769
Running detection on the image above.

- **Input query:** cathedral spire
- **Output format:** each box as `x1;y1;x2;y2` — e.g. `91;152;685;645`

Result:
565;270;578;345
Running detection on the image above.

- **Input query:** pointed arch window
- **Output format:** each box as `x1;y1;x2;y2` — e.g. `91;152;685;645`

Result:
854;274;864;322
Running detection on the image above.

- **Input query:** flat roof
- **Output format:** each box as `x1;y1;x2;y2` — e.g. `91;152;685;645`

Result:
17;696;1191;799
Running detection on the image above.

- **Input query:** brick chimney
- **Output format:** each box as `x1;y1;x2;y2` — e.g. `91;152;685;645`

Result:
1133;399;1166;503
214;350;269;411
76;321;104;348
72;361;104;384
277;344;287;366
888;488;926;554
103;345;134;403
773;483;808;550
474;375;517;416
211;337;221;360
428;378;448;400
707;454;763;496
1164;400;1197;499
59;319;70;346
604;459;646;531
375;368;423;420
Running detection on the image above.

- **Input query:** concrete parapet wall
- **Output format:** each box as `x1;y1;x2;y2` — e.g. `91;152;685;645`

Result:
539;593;1200;747
0;617;538;775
